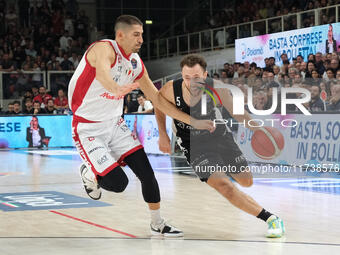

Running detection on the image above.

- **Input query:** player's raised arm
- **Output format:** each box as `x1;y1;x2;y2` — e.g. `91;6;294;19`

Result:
88;42;139;96
138;69;215;132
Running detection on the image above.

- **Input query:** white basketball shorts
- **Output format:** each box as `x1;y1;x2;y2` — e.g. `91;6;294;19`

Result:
72;116;143;177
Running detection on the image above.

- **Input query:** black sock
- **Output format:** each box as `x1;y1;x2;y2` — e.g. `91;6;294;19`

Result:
256;208;273;222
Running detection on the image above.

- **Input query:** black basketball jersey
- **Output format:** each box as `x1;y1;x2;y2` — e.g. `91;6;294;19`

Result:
172;79;228;143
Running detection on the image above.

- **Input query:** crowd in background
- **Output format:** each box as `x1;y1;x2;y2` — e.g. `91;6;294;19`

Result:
0;0;339;115
213;52;340;112
194;0;339;35
0;0;90;100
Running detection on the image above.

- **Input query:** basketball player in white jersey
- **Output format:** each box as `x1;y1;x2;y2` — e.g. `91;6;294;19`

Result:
155;54;285;238
68;15;214;237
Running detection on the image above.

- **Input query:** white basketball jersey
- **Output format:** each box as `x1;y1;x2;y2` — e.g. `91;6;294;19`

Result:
68;39;144;122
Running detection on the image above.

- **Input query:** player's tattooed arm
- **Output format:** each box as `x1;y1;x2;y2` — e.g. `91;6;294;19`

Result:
88;42;139;96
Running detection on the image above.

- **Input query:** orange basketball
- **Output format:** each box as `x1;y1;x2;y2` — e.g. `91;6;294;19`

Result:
251;127;284;160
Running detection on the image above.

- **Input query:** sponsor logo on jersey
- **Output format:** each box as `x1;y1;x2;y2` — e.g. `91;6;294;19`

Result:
88;146;105;154
100;92;124;100
97;155;108;165
131;58;137;69
177;121;193;130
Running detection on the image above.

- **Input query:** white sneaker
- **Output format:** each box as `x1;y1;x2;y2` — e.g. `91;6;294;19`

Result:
150;219;183;237
79;164;102;200
266;215;285;238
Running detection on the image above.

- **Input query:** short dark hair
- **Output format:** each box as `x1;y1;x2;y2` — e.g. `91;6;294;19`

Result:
250;62;257;68
13;100;21;106
114;15;143;33
180;54;207;71
137;94;145;99
311;85;321;93
33;100;41;105
326;68;335;74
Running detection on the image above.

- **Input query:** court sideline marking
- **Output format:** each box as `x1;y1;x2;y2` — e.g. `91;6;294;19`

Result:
49;210;136;238
0;237;339;247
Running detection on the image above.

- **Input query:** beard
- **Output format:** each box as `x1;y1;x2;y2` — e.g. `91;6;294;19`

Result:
132;45;142;53
132;48;140;53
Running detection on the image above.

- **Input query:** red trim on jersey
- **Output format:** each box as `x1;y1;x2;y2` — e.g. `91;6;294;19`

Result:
109;42;117;68
101;40;117;68
72;121;99;176
84;40;98;67
71;61;96;114
73;115;98;123
85;40;117;68
116;42;132;60
97;162;120;177
134;59;145;82
117;145;144;166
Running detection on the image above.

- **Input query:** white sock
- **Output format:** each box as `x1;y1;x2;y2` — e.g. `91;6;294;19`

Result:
150;209;162;225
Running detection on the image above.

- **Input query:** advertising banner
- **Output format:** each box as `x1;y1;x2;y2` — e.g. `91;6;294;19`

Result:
0;115;73;148
0;114;173;154
124;114;173;154
235;22;340;67
236;114;340;166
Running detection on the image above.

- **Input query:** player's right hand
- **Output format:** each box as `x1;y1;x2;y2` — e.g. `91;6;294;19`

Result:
191;118;216;133
116;82;140;97
158;134;171;154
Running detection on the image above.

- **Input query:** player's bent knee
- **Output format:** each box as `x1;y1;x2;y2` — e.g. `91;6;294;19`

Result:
232;161;253;187
208;177;234;195
97;166;129;193
218;181;235;195
238;177;253;187
110;178;128;193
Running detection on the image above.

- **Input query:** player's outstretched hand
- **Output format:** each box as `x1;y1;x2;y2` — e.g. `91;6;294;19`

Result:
116;82;140;97
158;134;171;154
191;118;216;133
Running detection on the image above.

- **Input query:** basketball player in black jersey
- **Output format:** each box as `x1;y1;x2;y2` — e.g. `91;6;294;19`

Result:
155;54;285;238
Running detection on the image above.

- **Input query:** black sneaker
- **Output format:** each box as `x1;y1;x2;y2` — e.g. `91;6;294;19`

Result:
79;164;102;200
150;220;183;237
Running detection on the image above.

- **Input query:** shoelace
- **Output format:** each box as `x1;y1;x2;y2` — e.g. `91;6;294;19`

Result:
268;219;278;229
154;219;172;230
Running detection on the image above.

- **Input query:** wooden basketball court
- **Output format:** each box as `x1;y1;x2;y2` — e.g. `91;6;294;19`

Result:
1;149;340;255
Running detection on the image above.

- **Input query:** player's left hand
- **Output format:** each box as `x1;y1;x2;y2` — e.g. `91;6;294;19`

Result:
158;134;171;154
116;82;140;97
